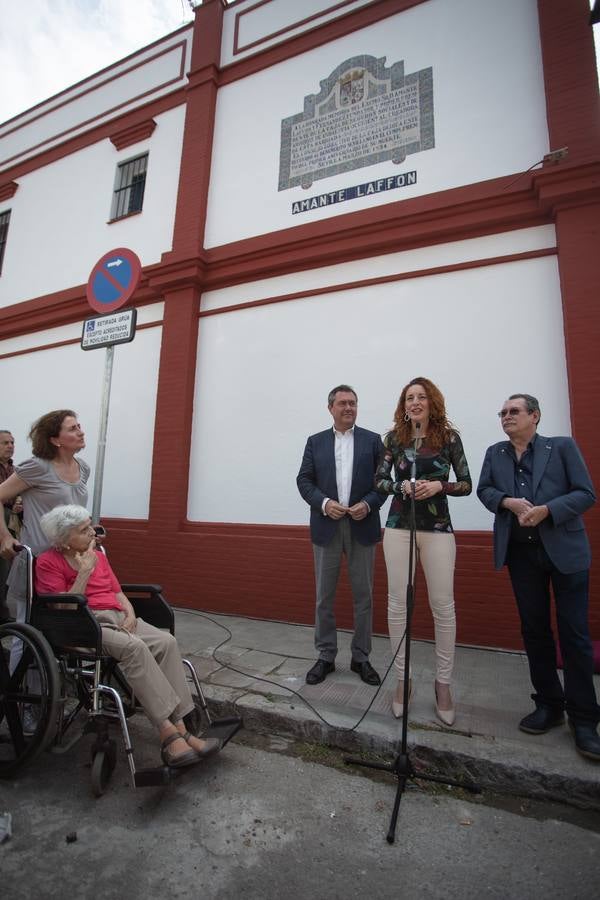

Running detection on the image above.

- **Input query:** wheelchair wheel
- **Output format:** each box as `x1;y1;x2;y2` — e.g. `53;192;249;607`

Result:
91;740;117;797
0;623;61;777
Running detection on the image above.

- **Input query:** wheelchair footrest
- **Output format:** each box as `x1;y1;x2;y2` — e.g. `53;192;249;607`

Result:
204;716;243;746
134;766;177;788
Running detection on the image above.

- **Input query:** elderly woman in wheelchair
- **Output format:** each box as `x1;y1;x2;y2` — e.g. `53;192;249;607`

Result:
35;504;221;769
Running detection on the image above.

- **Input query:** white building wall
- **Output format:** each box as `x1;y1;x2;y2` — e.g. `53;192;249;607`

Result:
220;0;374;66
0;303;164;519
0;105;186;307
0;27;192;169
206;0;548;246
200;225;556;311
188;231;568;530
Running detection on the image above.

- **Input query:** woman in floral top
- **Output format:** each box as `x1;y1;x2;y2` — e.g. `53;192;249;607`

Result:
376;377;471;726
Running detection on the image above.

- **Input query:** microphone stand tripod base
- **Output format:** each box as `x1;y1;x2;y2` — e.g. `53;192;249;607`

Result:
344;744;480;845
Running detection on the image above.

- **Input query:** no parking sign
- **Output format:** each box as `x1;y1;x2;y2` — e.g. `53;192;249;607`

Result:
85;247;141;314
84;247;141;522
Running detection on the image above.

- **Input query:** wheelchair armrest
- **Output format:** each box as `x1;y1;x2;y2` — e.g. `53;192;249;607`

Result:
35;592;89;608
120;583;163;594
30;593;103;656
120;584;174;634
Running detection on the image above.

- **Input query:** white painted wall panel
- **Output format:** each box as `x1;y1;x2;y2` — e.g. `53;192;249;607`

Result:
221;0;373;66
0;29;191;171
201;225;556;311
189;254;568;530
0;106;185;307
0;302;164;356
0;324;162;519
206;0;547;246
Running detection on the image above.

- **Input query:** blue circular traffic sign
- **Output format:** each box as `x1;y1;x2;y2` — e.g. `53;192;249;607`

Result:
86;248;141;314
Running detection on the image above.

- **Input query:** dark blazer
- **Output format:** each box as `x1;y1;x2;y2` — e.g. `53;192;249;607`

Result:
477;433;595;574
297;426;384;547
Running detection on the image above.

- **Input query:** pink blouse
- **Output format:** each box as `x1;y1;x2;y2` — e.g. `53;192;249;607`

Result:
35;549;123;612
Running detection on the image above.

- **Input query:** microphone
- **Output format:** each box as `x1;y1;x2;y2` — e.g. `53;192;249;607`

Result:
410;422;421;484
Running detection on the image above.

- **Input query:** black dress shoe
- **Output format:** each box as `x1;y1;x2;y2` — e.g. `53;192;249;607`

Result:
350;659;381;686
570;722;600;761
518;705;565;734
305;659;335;685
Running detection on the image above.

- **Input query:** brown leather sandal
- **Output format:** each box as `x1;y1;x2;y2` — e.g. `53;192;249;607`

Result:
161;731;200;768
180;730;223;759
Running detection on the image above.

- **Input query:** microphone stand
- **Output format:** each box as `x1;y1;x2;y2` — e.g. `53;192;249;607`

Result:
345;423;479;844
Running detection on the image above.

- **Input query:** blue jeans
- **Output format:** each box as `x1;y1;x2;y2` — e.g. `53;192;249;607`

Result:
507;542;599;725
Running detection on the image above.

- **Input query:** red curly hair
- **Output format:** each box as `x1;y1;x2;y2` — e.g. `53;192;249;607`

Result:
391;377;455;451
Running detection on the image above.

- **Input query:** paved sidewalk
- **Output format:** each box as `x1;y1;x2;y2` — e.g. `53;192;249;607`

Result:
174;609;600;809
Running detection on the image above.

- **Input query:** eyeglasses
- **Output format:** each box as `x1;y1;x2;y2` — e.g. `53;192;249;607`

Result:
498;407;527;418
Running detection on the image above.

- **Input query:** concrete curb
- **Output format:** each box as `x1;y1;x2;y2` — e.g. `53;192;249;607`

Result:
204;688;600;811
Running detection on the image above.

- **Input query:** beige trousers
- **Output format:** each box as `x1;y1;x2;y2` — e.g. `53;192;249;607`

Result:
383;528;456;684
94;610;194;728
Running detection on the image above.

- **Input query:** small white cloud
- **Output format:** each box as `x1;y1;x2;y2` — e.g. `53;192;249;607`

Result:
0;0;194;123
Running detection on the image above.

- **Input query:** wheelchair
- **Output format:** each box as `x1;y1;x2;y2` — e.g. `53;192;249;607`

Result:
0;546;242;796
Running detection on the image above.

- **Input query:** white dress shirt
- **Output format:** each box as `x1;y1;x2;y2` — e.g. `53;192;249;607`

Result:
322;425;354;515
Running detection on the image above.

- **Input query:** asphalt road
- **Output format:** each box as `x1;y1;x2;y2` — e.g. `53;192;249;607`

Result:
1;725;599;900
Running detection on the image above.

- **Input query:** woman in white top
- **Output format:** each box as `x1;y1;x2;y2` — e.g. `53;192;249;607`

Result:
0;409;90;623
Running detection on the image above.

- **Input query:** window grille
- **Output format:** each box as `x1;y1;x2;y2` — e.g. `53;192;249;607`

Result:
111;154;148;220
0;210;10;275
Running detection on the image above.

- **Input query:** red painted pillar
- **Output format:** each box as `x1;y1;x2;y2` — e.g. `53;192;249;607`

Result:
164;0;224;263
148;1;224;531
537;0;600;629
148;285;201;531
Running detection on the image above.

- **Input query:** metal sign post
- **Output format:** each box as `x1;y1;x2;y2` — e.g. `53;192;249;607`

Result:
84;248;141;523
91;344;114;523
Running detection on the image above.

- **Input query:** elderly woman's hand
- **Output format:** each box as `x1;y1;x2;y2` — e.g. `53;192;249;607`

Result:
117;593;137;633
72;539;98;576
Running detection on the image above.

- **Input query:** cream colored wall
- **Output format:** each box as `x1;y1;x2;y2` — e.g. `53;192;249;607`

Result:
188;229;568;531
0;106;185;308
206;0;547;246
0;304;164;519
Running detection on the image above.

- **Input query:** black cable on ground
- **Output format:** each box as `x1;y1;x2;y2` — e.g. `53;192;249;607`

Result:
178;608;407;734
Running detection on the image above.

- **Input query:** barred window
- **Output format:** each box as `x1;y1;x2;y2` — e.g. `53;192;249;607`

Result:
0;210;10;275
110;154;148;220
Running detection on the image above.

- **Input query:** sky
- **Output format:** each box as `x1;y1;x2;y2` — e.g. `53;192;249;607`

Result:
0;0;599;126
0;0;195;124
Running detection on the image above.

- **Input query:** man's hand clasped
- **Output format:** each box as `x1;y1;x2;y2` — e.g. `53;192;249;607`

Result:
325;499;368;521
502;497;549;528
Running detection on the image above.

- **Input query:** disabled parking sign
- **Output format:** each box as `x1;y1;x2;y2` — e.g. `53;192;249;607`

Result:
86;247;141;314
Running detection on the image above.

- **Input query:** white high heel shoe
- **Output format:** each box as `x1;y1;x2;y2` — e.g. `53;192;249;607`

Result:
392;679;412;719
434;681;455;727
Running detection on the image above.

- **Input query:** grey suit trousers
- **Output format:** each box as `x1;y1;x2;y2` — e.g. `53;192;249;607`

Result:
313;517;376;663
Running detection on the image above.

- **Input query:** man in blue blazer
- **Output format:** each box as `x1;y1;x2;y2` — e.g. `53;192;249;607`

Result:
297;385;384;686
478;393;600;760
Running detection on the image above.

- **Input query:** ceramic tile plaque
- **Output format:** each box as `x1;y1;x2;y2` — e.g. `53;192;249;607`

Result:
279;55;434;192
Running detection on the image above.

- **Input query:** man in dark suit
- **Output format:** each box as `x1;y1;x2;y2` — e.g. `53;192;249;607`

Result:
297;385;384;686
477;393;600;760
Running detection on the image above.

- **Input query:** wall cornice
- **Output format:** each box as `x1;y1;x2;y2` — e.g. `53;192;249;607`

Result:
110;118;157;150
0;181;18;202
